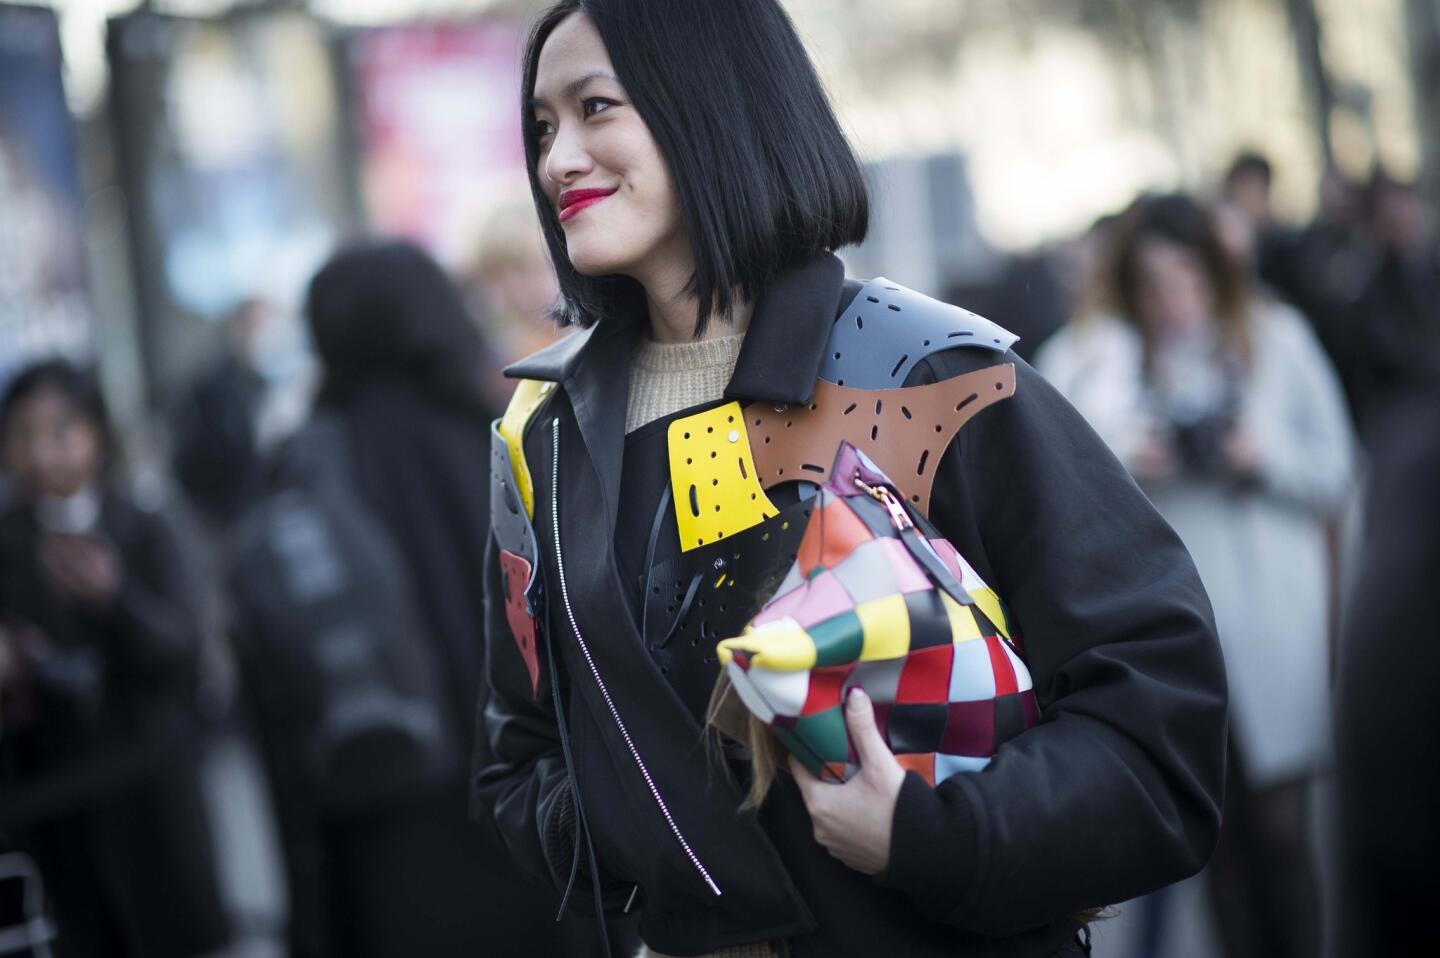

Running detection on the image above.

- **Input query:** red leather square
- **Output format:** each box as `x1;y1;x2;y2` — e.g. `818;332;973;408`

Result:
498;549;540;698
895;645;954;704
801;665;852;716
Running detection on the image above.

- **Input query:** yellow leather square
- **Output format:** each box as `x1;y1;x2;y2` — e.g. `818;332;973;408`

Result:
941;592;983;643
856;594;911;661
971;587;1010;639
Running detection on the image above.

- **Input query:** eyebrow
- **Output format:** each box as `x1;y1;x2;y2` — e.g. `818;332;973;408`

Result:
529;70;618;110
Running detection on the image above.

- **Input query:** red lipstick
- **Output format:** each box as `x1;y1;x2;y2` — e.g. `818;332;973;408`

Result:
557;187;616;222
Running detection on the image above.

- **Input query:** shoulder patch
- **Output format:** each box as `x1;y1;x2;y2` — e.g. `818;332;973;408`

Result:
745;365;1016;514
666;401;781;551
823;277;1018;389
497;379;555;519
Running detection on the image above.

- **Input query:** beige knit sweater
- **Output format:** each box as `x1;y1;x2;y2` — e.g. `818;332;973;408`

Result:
625;332;747;433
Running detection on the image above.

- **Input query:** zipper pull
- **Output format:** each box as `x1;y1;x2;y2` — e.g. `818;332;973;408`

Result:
852;473;913;532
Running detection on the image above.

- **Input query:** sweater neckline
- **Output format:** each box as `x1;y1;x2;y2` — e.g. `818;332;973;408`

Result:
631;332;746;373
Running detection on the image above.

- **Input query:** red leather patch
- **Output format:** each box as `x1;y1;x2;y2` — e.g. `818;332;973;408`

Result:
498;549;541;698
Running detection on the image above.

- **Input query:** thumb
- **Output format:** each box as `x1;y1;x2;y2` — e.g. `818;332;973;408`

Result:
844;688;894;770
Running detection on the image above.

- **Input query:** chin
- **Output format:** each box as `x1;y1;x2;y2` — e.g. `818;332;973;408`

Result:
565;244;634;279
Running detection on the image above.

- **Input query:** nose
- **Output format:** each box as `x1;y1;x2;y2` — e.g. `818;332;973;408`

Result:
543;120;593;187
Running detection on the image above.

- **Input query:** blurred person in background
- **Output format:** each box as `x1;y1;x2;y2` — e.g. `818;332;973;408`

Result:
0;360;230;957
1334;354;1440;958
1253;166;1372;422
1220;152;1275;236
1035;193;1355;958
460;198;564;409
1347;171;1440;432
169;298;273;530
228;239;614;957
171;297;316;533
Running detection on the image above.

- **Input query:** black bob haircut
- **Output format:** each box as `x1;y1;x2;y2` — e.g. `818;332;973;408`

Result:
522;0;869;337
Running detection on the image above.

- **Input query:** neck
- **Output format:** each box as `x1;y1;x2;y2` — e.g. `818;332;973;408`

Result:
631;252;753;344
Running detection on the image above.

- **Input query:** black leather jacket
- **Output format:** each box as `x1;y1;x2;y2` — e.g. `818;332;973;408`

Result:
473;255;1227;957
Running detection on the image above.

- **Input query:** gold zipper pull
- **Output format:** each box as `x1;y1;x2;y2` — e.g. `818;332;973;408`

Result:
852;473;913;531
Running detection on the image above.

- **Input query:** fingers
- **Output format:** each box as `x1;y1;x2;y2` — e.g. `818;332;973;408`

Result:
844;688;892;769
788;754;823;804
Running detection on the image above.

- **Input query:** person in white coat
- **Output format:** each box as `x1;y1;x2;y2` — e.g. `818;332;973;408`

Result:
1035;194;1354;958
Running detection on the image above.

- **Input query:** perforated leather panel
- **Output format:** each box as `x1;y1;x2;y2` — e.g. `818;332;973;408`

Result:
822;278;1018;389
667;401;782;552
490;423;539;571
744;364;1017;513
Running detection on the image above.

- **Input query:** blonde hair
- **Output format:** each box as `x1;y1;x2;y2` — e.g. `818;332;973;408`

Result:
706;671;788;810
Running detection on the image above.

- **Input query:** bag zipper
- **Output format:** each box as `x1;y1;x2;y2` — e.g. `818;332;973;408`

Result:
853;473;913;531
549;418;723;897
853;470;1023;656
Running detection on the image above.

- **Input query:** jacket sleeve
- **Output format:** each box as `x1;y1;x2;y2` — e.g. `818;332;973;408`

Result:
471;532;577;893
876;352;1228;935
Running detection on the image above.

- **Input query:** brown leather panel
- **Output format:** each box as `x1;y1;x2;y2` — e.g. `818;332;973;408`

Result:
743;364;1016;514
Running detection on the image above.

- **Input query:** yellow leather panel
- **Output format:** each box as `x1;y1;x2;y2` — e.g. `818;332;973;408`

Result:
497;379;554;518
667;402;781;551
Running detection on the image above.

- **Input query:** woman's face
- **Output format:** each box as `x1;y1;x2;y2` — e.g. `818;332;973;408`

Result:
530;13;688;283
1133;237;1216;338
2;389;103;499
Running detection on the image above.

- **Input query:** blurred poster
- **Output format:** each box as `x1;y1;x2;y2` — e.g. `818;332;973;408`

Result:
108;9;352;402
351;21;526;265
0;5;94;387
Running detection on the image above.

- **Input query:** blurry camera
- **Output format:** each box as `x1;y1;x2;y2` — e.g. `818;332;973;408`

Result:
1170;409;1236;478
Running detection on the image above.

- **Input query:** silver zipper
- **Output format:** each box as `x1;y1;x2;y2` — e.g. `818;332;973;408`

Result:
549;418;723;897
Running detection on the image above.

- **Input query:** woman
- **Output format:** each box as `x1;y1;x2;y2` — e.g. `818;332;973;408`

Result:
0;360;228;957
473;4;1227;957
1036;194;1355;958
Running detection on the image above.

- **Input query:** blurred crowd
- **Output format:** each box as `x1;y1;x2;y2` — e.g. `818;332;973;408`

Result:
0;145;1437;958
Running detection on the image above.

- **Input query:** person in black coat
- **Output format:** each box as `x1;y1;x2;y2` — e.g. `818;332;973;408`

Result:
1335;356;1440;958
236;239;618;957
0;360;228;958
472;3;1228;957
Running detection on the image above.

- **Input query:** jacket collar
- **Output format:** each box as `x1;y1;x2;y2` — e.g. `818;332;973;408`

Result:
502;255;849;529
503;253;847;406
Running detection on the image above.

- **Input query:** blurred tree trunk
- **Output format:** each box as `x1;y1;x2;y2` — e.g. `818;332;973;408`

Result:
1406;0;1440;198
1284;0;1335;169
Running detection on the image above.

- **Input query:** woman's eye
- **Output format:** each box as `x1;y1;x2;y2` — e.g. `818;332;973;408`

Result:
582;97;616;119
531;118;555;140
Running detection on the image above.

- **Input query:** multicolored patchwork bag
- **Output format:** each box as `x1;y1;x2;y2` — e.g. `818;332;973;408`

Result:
717;441;1039;787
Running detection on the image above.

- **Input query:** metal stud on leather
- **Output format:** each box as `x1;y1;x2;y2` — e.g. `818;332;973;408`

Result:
822;278;1019;389
667;401;781;552
744;364;1017;514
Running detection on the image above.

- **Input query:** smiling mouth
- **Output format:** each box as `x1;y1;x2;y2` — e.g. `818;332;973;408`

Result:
558;187;616;222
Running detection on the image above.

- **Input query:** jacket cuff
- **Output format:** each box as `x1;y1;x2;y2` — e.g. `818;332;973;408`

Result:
876;770;982;923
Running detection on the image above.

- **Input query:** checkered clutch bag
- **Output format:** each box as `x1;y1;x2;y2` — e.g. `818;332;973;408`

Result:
716;441;1039;786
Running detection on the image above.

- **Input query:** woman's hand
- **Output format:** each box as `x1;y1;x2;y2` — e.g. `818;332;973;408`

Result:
1130;430;1179;481
789;688;905;875
1222;425;1263;480
41;534;122;608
